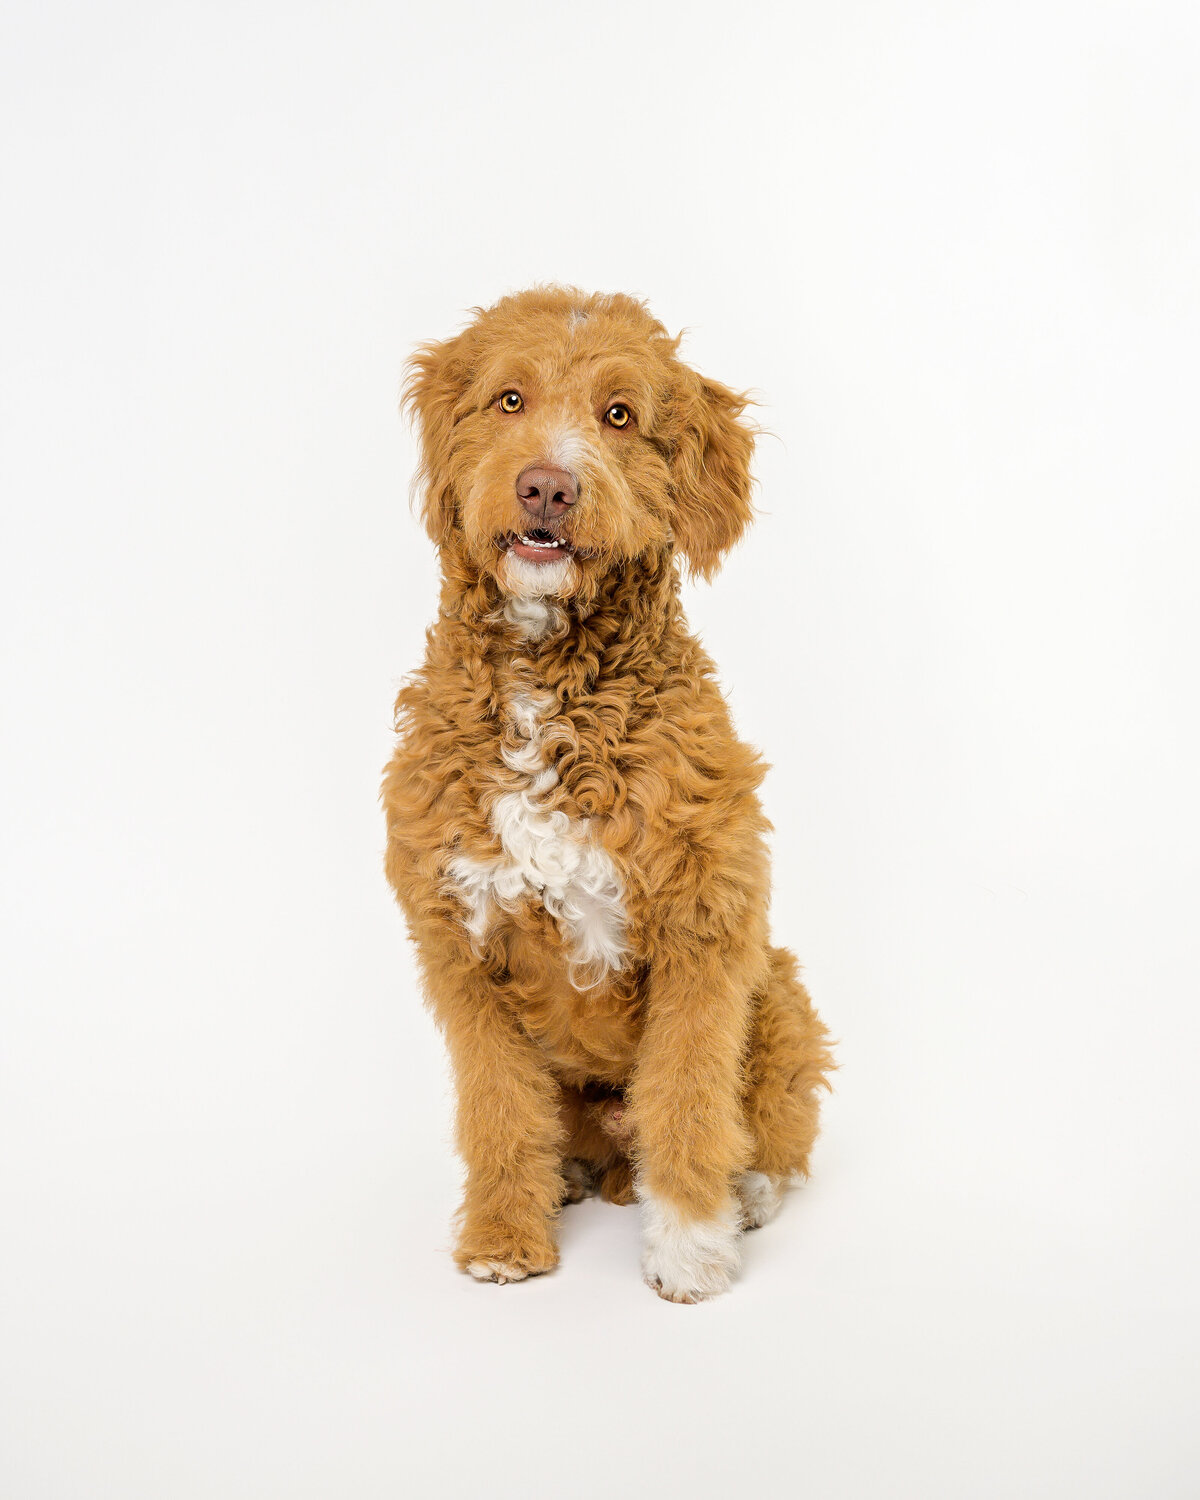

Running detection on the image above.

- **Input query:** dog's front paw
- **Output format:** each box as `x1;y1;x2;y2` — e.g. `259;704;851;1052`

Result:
638;1189;742;1304
461;1249;557;1284
454;1223;558;1286
466;1257;532;1284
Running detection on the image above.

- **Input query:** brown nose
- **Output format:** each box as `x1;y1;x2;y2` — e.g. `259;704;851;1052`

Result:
515;464;578;521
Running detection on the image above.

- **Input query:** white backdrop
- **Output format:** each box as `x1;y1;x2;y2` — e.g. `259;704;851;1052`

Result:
2;3;1198;1496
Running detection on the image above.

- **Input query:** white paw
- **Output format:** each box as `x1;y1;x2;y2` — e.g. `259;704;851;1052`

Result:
638;1188;742;1303
466;1259;528;1285
736;1170;784;1229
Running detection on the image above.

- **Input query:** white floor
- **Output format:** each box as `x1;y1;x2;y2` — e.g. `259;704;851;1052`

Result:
4;849;1196;1498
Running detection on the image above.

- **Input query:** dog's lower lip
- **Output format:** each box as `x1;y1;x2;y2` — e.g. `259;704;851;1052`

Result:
505;531;575;562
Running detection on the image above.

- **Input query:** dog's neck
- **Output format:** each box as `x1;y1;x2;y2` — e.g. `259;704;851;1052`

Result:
433;543;687;706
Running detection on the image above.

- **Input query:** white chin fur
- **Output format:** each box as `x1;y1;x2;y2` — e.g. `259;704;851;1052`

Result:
502;550;575;598
638;1186;742;1303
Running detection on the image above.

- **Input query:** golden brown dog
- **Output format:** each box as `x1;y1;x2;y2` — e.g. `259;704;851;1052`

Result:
382;286;832;1302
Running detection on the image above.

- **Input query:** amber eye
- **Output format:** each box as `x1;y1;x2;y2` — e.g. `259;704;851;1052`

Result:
497;390;523;414
605;403;631;428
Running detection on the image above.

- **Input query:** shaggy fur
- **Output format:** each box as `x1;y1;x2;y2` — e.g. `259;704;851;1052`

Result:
382;286;833;1301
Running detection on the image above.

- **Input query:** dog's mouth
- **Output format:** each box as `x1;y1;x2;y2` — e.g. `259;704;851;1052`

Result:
501;528;576;565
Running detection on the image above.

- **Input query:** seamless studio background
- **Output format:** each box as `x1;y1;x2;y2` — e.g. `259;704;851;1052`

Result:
2;3;1198;1497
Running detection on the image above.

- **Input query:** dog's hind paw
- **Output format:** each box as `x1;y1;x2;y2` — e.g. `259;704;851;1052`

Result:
736;1170;784;1230
599;1159;636;1205
560;1157;598;1204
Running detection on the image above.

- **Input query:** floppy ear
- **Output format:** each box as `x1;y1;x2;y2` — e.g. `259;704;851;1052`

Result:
402;333;472;546
666;373;756;580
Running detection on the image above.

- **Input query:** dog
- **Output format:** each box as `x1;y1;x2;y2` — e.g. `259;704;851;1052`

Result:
382;287;833;1302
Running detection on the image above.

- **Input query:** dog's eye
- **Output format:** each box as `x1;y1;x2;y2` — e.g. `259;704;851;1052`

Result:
498;391;523;414
604;404;632;429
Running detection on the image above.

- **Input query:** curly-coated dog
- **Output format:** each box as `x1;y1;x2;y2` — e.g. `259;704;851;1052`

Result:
382;286;832;1302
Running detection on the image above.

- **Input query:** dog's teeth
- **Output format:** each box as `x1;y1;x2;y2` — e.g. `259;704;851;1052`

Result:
517;534;565;550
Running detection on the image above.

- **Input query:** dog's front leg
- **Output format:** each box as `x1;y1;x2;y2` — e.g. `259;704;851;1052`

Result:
435;972;563;1285
629;942;760;1303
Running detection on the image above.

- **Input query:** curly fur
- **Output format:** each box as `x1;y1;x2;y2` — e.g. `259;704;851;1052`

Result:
382;286;834;1300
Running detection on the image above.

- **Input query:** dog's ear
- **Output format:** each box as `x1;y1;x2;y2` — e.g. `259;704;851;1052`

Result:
665;371;756;580
402;333;472;546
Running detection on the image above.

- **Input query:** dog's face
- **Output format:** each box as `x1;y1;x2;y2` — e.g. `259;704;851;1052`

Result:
405;288;755;600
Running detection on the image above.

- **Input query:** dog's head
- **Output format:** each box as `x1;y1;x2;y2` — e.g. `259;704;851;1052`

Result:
404;287;755;602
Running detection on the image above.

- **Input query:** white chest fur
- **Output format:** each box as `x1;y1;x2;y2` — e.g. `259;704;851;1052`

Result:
446;691;628;987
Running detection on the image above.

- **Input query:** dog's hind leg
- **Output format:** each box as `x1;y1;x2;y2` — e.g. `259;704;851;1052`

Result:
598;1158;636;1205
738;945;834;1226
558;1084;632;1205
